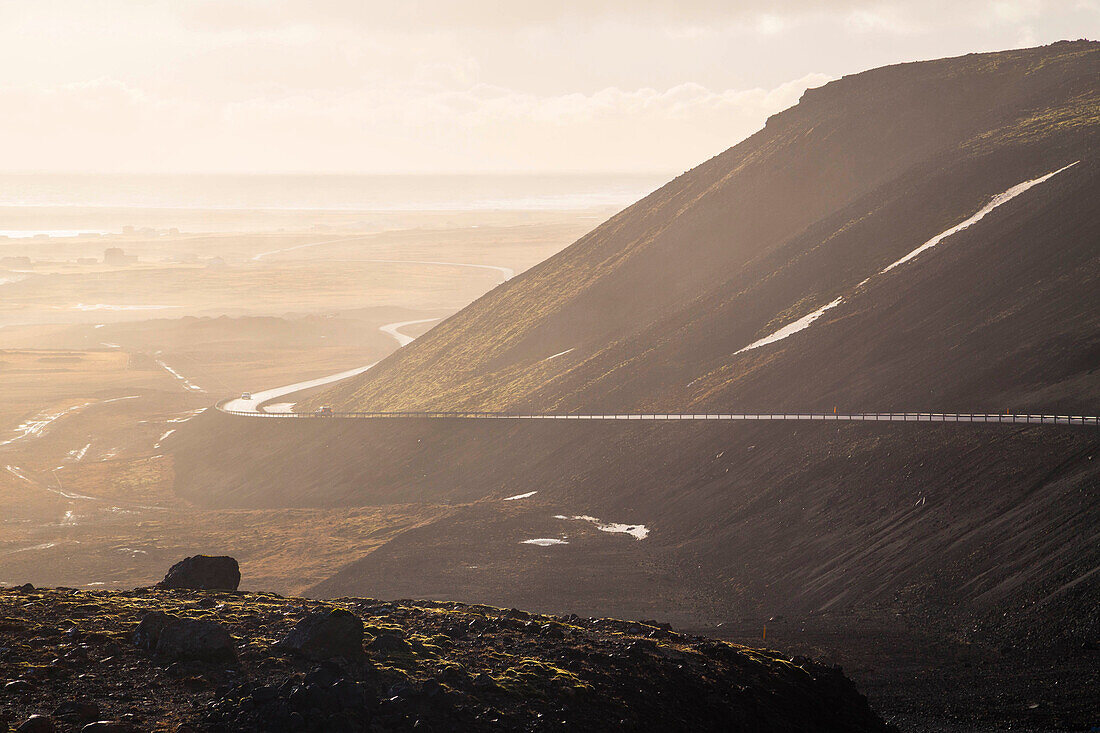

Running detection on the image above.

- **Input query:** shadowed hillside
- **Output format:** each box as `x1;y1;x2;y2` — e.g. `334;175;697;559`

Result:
0;585;890;732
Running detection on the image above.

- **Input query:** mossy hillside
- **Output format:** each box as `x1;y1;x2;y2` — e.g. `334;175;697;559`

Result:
0;586;889;732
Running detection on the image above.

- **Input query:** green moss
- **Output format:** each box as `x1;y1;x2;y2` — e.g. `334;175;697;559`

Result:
964;93;1100;151
363;622;405;636
493;658;591;698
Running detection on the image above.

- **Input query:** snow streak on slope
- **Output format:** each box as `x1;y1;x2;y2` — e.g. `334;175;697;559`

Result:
736;298;844;354
554;514;650;540
66;443;92;462
541;348;575;362
882;162;1079;273
736;162;1078;354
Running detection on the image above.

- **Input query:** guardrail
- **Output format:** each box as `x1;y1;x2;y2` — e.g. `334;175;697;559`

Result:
216;405;1100;426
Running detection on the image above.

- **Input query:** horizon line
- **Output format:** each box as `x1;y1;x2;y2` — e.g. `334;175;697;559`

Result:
0;169;681;178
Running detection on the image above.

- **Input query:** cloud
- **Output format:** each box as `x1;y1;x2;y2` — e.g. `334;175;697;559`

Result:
0;74;831;173
175;1;865;31
0;0;1094;173
172;0;1077;32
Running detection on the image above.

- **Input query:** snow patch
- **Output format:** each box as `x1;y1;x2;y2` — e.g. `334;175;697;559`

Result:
541;348;574;362
736;298;844;354
3;542;58;555
735;162;1078;355
165;408;206;424
154;429;176;449
554;514;650;540
521;538;569;546
67;443;92;462
504;490;538;501
0;402;95;447
155;359;205;392
4;465;31;483
881;162;1079;274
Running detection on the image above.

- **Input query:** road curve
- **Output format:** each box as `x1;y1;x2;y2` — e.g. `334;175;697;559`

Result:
217;408;1098;426
222;317;443;413
222;364;378;413
357;259;514;281
379;318;442;347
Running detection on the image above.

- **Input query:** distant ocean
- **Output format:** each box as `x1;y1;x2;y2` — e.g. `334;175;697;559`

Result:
0;173;670;213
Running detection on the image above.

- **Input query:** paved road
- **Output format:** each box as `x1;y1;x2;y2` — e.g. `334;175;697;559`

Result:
222;363;378;413
222;317;442;413
218;408;1098;426
379;317;442;347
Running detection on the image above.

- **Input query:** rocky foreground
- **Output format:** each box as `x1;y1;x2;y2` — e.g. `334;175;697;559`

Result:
0;581;890;731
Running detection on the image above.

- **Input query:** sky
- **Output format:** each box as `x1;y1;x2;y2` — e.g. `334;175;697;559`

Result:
0;0;1096;175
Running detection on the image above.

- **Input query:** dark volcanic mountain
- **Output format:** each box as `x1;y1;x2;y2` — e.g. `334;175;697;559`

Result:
315;40;1098;417
176;41;1100;730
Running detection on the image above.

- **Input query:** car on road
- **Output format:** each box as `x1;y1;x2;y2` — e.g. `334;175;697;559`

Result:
316;406;333;415
241;392;252;400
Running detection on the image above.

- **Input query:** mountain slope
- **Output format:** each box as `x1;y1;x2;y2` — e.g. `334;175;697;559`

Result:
312;40;1098;416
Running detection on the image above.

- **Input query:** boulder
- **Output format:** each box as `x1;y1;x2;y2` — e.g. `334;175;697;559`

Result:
15;715;56;733
276;608;363;659
80;723;140;733
157;556;240;591
368;631;411;654
52;700;100;725
4;679;33;694
133;611;236;662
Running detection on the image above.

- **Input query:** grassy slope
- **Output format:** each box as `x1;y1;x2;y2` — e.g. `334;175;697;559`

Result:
311;41;1098;415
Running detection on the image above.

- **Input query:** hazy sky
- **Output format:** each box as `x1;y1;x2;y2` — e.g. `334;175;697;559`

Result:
1;1;1096;174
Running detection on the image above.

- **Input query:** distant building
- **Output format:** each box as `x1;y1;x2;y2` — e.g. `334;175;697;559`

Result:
104;247;138;265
